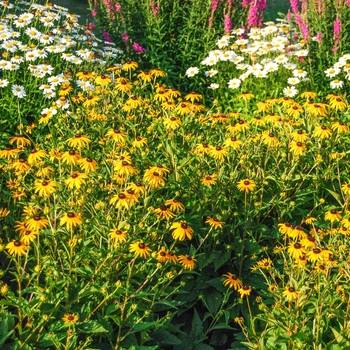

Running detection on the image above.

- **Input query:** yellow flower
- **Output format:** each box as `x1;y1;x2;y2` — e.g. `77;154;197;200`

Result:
132;137;147;148
65;172;88;189
95;74;112;86
123;61;138;71
34;179;57;197
164;198;185;212
0;146;20;160
60;212;83;231
307;247;325;263
61;150;81;166
137;71;153;83
331;122;349;134
205;217;224;229
83;95;99;108
27;149;46;165
154;205;176;220
238;285;252;298
222;272;243;291
26;215;49;231
143;169;165;189
105;129;127;144
313;125;332;139
341;184;350;196
224;137;242;150
20;228;38;244
178;255;196;270
287;242;306;259
149;68;166;77
237;179;256;193
291;130;308;143
78;157;98;172
324;209;341;223
261;131;280;147
9;135;31;148
6;240;28;256
62;313;79;324
163;117;182;130
282;286;299;300
0;208;10;218
67;134;91;149
109;228;127;244
184;92;202;103
201;174;218;186
289;141;306;156
109;192;132;209
170;221;193;241
129;241;151;259
209;145;229;161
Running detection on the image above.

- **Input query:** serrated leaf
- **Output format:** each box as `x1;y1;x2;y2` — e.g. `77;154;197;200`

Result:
79;320;108;333
190;308;203;339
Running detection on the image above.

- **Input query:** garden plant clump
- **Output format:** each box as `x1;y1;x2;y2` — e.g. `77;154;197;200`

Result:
1;0;350;349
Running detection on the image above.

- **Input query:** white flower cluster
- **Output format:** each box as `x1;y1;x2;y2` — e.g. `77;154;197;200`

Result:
324;54;350;89
0;0;122;102
186;20;312;97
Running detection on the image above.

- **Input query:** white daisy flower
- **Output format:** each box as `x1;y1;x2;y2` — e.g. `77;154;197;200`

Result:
185;66;199;77
287;77;300;85
228;78;241;89
205;69;218;77
216;36;230;48
293;69;307;78
330;79;344;89
324;67;340;78
208;83;219;89
283;86;298;97
12;84;26;98
0;78;9;87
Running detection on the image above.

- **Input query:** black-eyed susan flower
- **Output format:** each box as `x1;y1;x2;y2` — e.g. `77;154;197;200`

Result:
331;121;349;134
65;172;88;190
195;143;211;155
12;158;31;174
165;198;185;212
300;236;317;249
95;74;111;86
154;205;176;220
184;92;202;103
109;228;127;244
76;71;95;80
307;247;325;263
125;96;142;109
61;150;81;166
36;165;54;178
313;125;332;139
154;87;169;102
295;255;307;268
123;61;138;71
105;129;126;144
129;241;151;259
237;92;254;101
205;217;224;229
222;272;243;291
209;145;228;161
238;285;252;298
328;96;347;111
6;240;28;256
278;222;294;237
237;179;256;193
62;313;79;325
325;209;341;223
250;116;266;127
143;170;165;189
27;149;46;165
287;104;303;118
125;189;139;206
12;188;27;201
132;137;147;148
287;242;306;259
34;179;57;197
224;137;243;150
252;258;273;270
0;145;20;160
341;184;350;196
341;217;350;229
178;255;196;270
261;132;280;147
163;117;182;130
60;212;82;231
129;182;146;196
78;157;98;172
26;215;49;231
110;192;132;209
9;135;31;148
166;251;178;263
114;160;137;176
291;130;308;143
67;135;91;150
137;71;153;83
170;221;193;241
157;247;168;263
20;228;38;244
282;286;299;301
175;102;191;115
149;67;166;77
201;174;218;186
115;77;132;92
300;90;317;99
289;141;306;156
290;225;307;239
0;208;10;218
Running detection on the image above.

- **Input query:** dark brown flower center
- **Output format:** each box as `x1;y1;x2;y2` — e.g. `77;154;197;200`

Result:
313;248;321;254
69;150;75;155
71;173;78;178
42;181;48;186
138;243;145;249
288;287;295;292
244;180;250;185
181;222;188;229
67;212;75;218
118;193;126;199
14;240;21;246
294;243;302;249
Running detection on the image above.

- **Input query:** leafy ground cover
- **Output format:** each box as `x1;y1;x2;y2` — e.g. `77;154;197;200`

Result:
1;0;350;349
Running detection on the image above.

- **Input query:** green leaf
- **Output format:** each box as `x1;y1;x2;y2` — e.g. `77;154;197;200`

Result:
330;327;345;344
202;289;222;314
132;321;159;333
194;344;214;350
152;328;182;345
190;308;203;339
78;320;108;333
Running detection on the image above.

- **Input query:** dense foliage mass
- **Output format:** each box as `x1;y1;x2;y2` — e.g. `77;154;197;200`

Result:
1;0;350;349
